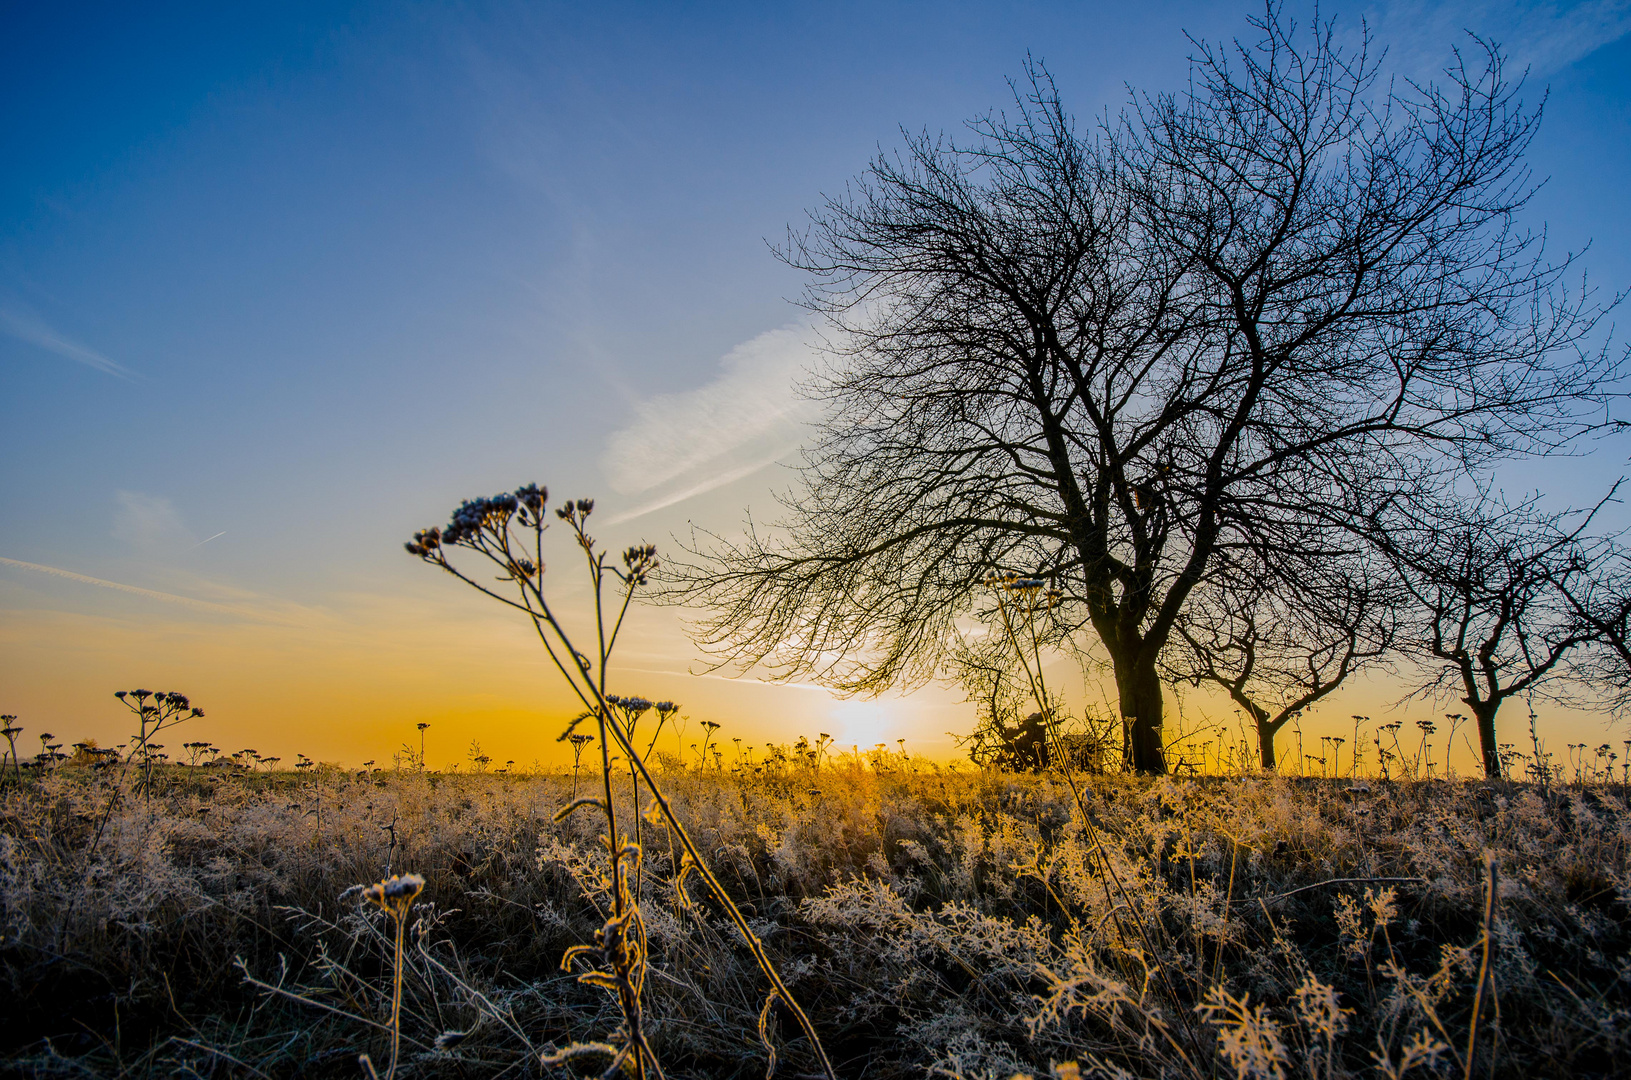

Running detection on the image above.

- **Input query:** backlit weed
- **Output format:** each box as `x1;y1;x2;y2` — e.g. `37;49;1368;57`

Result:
404;483;834;1079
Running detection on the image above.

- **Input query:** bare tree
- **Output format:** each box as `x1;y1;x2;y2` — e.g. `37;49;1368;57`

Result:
1166;547;1396;771
673;4;1619;773
1380;495;1611;778
1552;541;1631;717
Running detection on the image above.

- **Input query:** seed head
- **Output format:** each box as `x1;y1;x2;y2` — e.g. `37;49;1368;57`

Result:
361;873;426;914
405;527;443;557
514;483;546;512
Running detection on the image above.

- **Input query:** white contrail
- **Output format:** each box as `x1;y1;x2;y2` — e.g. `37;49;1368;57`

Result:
0;555;292;623
0;307;132;379
189;531;227;549
601;324;816;500
601;453;788;526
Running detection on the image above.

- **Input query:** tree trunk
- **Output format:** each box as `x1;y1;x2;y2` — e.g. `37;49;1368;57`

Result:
1259;720;1277;771
1115;653;1167;774
1472;701;1502;780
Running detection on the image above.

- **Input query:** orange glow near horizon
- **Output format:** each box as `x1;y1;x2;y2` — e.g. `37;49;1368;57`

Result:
2;558;1623;777
0;561;974;769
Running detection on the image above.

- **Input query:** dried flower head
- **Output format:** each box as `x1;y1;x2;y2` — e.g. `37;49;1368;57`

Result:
361;873;426;915
515;482;547;512
622;543;659;584
404;527;442;557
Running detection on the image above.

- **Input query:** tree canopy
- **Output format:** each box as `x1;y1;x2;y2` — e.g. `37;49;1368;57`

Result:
673;4;1622;773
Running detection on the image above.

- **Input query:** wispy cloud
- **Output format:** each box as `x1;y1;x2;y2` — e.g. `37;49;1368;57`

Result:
600;324;820;522
113;491;195;552
0;556;302;625
0;304;131;379
1356;0;1631;81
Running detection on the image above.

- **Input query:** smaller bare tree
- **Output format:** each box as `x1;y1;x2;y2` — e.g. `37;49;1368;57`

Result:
1381;495;1610;779
950;631;1048;770
1166;550;1395;771
1554;542;1631;716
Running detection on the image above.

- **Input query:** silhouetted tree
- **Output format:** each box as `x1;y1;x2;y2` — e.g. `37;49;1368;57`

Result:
674;4;1619;773
1547;532;1631;718
1380;495;1611;778
1166;545;1396;771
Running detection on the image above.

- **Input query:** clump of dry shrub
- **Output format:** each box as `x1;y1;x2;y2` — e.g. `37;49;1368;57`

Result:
2;756;1627;1078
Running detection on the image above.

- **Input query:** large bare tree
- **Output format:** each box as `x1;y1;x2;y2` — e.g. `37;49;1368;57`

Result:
673;5;1619;773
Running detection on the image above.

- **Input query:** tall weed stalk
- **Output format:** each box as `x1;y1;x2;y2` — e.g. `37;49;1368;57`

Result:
407;483;835;1079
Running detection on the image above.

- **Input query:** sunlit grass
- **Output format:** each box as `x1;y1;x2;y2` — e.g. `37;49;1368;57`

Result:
2;752;1627;1077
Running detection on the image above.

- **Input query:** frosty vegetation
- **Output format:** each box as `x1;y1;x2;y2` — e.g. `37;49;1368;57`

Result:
2;754;1627;1077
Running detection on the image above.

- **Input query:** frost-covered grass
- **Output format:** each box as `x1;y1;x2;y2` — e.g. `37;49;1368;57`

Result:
2;758;1628;1078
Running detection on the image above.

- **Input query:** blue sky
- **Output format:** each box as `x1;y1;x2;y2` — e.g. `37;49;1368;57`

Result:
3;1;1630;767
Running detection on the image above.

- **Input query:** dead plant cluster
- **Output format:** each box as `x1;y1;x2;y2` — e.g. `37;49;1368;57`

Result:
2;759;1627;1078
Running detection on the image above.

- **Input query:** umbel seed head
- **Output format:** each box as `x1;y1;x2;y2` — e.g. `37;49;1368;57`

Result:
361;873;425;913
515;483;546;511
404;527;443;557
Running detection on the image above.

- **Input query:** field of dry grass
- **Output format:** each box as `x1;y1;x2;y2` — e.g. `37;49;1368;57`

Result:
3;754;1628;1078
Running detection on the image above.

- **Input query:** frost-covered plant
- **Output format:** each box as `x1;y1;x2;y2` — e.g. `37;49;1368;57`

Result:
407;483;834;1079
356;873;426;1080
114;688;204;807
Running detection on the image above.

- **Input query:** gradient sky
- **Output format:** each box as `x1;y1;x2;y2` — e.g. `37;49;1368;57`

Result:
4;1;1630;771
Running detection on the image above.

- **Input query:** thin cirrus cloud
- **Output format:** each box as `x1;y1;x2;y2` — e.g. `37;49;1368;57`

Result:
0;304;131;379
0;556;302;626
600;324;821;524
112;491;197;553
1361;0;1631;80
